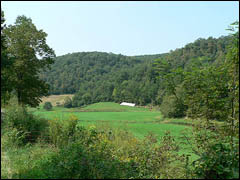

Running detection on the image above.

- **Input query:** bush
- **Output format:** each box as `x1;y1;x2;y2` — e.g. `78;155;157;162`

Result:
1;127;27;149
63;97;72;108
1;121;189;179
43;102;52;111
3;104;48;144
186;120;240;179
193;142;239;179
160;95;186;118
128;131;186;179
48;114;78;147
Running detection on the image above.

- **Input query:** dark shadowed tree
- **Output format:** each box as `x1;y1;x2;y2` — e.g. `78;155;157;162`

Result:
1;9;13;104
3;15;55;107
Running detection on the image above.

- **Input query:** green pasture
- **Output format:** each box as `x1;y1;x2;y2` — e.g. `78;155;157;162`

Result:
34;111;163;123
32;102;196;157
31;102;197;159
32;102;193;140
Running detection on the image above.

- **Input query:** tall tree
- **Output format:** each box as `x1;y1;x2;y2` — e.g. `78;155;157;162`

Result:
3;15;55;107
1;9;13;104
225;21;239;142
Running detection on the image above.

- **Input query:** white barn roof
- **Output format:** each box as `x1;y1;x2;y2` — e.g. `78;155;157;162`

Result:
120;102;135;107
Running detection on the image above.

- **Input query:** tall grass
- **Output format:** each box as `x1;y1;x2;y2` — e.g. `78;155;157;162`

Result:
1;110;189;179
2;102;48;147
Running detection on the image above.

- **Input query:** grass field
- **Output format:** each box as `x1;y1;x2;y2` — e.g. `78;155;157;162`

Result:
32;102;193;139
31;101;196;160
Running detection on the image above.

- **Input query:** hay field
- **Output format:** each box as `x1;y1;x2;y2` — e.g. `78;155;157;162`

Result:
40;94;74;106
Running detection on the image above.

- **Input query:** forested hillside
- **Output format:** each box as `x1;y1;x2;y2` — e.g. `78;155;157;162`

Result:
40;35;232;107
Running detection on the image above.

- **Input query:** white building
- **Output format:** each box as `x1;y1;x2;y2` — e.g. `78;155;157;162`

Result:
120;102;135;107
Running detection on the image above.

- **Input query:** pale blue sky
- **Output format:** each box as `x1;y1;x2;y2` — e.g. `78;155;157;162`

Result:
1;1;239;56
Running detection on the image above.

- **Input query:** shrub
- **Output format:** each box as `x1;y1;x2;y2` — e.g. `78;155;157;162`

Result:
128;131;186;179
63;97;72;108
43;102;52;111
191;124;239;179
1;127;27;149
3;104;48;144
1;122;189;179
160;95;186;118
185;120;240;179
193;141;239;179
48;114;78;147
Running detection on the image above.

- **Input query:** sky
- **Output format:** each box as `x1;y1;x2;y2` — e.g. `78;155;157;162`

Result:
1;1;239;57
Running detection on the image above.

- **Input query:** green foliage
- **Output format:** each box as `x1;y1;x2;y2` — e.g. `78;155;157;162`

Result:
181;22;239;123
1;9;14;105
3;15;55;107
129;131;186;179
182;65;230;120
2;124;188;179
185;120;240;179
43;101;52;111
48;114;78;147
225;21;239;138
1;126;27;148
160;83;187;118
154;36;231;118
3;101;48;144
160;95;186;118
156;22;239;179
193;142;239;179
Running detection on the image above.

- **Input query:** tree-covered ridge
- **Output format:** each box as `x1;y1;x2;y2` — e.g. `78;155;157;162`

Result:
163;36;232;70
40;52;148;95
40;35;232;107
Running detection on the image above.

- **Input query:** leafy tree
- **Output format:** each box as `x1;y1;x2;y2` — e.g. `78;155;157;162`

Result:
224;21;239;147
182;65;230;121
1;9;13;104
226;22;239;121
182;22;239;179
154;58;186;117
3;15;55;107
43;101;53;111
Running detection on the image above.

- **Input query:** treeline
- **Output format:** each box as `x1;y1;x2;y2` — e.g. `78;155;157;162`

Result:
154;24;239;121
40;35;232;108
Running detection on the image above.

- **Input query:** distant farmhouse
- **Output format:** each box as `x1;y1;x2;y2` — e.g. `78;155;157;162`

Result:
120;102;135;107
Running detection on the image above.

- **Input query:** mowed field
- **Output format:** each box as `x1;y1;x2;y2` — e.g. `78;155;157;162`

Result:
32;98;196;160
33;101;191;139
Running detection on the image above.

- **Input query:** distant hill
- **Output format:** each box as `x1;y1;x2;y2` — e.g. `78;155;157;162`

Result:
40;35;232;107
39;51;166;95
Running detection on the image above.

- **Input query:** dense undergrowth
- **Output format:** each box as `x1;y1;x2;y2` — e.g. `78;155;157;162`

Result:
1;103;239;179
